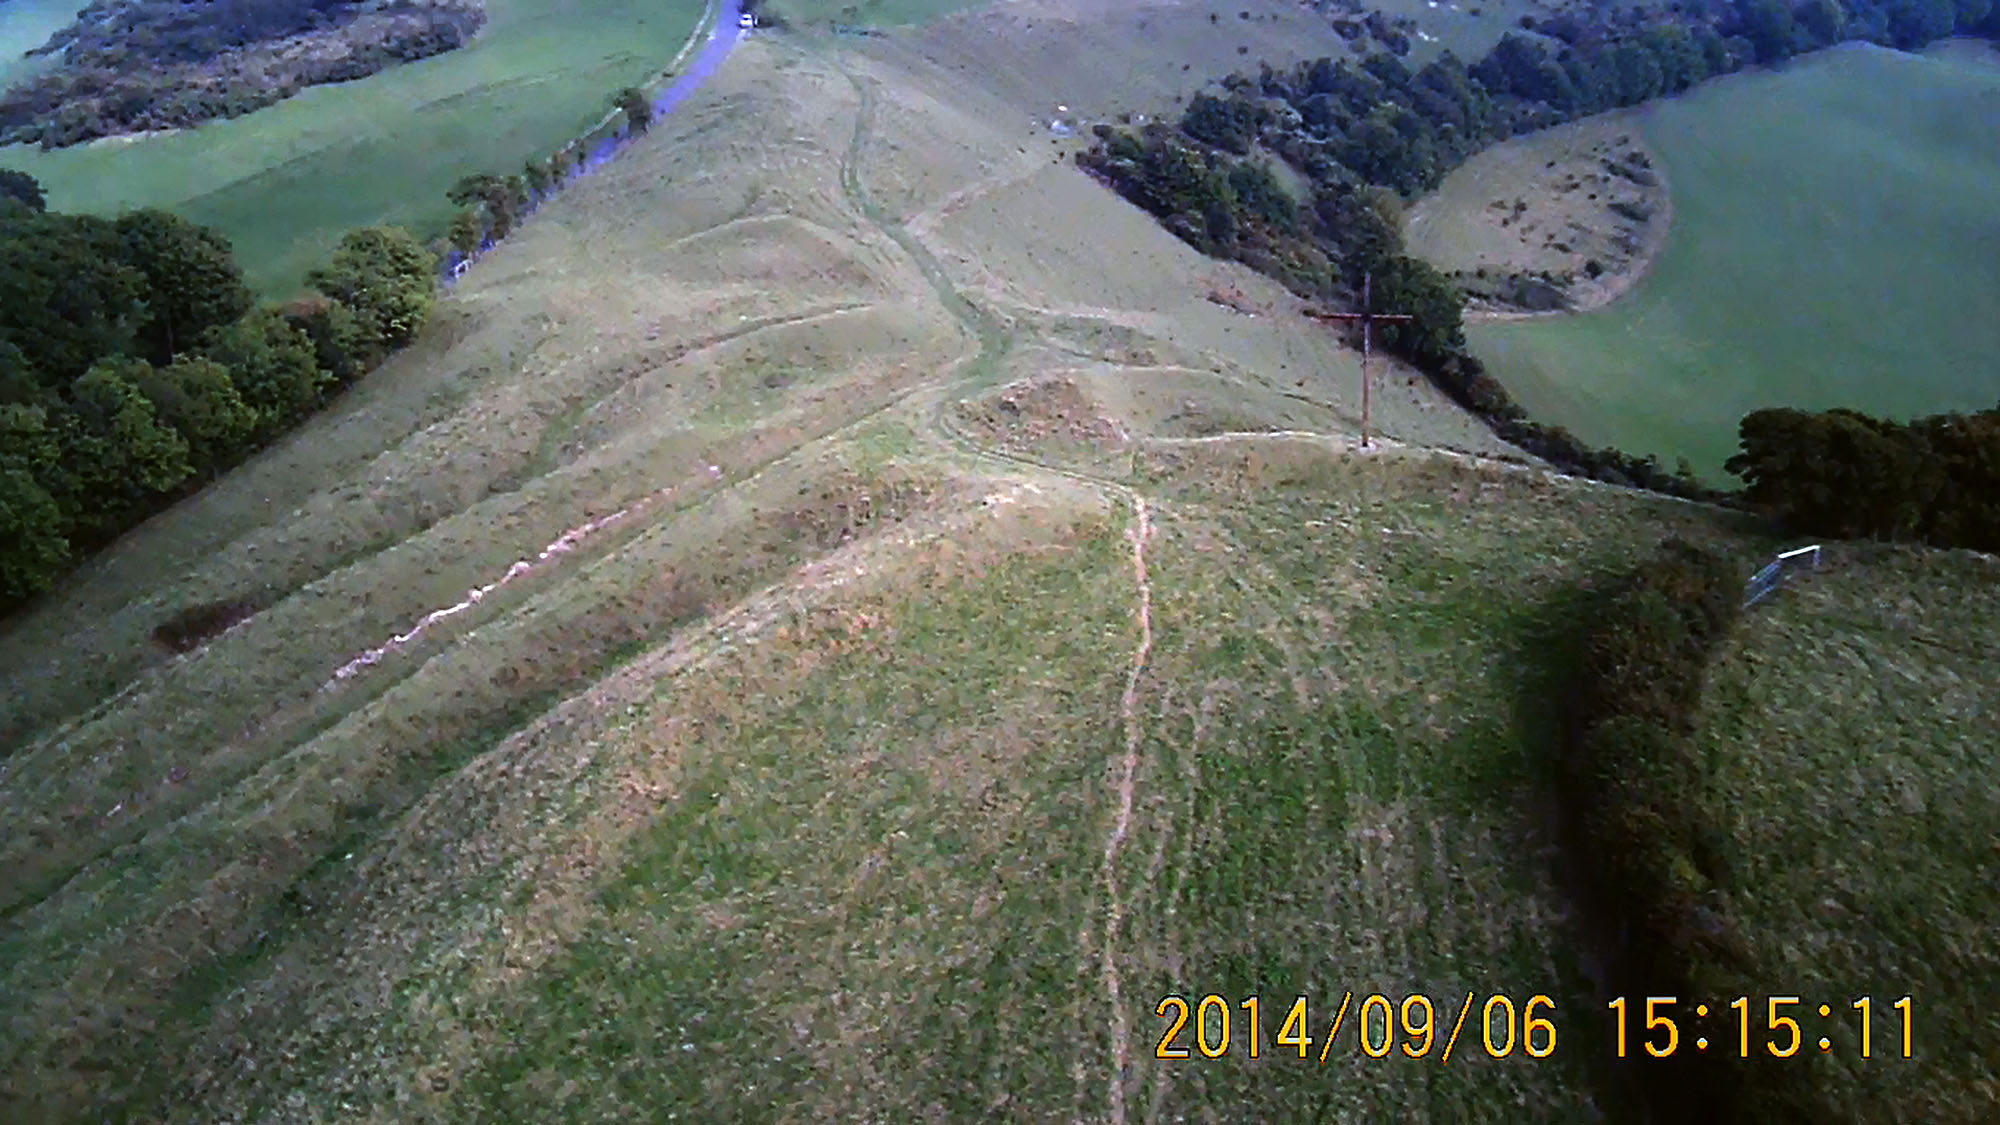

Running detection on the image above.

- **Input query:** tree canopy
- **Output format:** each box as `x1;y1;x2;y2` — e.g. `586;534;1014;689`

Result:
304;225;437;354
0;169;46;212
114;208;255;365
0;202;435;609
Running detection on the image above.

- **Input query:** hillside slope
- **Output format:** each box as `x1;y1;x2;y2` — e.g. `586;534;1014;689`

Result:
1;8;1992;1121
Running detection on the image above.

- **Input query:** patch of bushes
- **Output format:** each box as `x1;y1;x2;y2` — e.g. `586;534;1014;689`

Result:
1076;124;1336;299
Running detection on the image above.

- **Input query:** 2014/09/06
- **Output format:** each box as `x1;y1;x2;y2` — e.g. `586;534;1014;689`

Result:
1154;992;1559;1064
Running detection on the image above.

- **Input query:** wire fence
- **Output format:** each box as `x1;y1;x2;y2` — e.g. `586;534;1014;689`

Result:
1743;544;1822;609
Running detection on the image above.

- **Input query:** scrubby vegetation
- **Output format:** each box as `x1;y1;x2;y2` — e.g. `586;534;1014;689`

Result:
433;85;662;269
1554;541;1841;1122
1560;541;1744;1113
1080;0;2000;501
0;176;436;604
0;0;485;148
1728;404;2000;553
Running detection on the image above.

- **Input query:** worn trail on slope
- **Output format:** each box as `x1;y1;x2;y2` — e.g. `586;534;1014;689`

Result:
835;65;1163;1122
1101;493;1152;1125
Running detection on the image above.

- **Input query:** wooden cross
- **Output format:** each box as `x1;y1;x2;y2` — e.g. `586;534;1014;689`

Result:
1304;272;1413;449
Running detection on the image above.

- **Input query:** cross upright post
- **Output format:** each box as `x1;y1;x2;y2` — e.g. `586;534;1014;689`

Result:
1303;271;1415;449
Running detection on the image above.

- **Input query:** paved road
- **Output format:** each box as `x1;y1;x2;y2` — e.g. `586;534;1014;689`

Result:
653;0;746;118
448;0;746;275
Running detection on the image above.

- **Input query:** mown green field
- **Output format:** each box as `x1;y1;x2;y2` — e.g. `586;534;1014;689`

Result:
1465;41;2000;480
0;0;709;295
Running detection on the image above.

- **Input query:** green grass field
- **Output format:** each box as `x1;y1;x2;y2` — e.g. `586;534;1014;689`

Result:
0;0;710;295
1464;42;2000;481
1697;541;2000;1121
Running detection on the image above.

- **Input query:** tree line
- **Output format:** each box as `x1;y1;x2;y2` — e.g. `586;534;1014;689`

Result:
433;87;655;269
1728;405;2000;553
0;77;670;608
1079;0;2000;509
0;170;437;602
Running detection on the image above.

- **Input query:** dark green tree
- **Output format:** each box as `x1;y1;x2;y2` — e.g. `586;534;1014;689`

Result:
1609;41;1666;104
1311;183;1403;272
1640;24;1712;92
200;307;324;435
0;465;68;600
448;206;484;256
523;157;552;200
0;403;70;599
135;354;259;475
1693;25;1739;74
1794;0;1848;46
1884;0;1956;44
0;339;44;405
281;297;372;387
0;168;46;212
1182;92;1266;154
1734;0;1804;61
112;207;254;366
447;172;526;240
617;86;653;133
57;357;194;538
303;225;436;355
1472;34;1557;100
0;211;146;387
1368;254;1464;369
1226;160;1300;231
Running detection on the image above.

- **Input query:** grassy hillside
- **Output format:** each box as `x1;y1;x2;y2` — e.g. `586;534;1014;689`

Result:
0;0;709;295
1697;542;2000;1122
1456;41;2000;480
1;9;1992;1122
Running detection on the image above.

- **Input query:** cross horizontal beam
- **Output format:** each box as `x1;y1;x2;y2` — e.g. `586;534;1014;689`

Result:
1304;309;1415;322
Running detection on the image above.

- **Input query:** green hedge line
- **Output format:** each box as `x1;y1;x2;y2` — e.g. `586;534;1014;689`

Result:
1559;542;1828;1121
